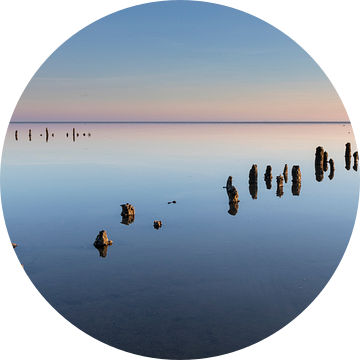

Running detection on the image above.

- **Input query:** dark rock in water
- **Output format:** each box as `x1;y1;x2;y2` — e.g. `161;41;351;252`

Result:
12;243;18;249
329;158;335;180
93;230;113;247
249;164;258;184
353;151;358;171
93;230;113;258
283;164;288;183
120;203;135;225
121;203;135;216
168;200;177;204
226;176;239;204
153;220;162;229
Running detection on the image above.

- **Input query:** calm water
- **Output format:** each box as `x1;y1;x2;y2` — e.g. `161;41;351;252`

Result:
1;122;359;359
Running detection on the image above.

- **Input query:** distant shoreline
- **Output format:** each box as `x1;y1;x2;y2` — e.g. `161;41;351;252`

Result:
9;121;351;124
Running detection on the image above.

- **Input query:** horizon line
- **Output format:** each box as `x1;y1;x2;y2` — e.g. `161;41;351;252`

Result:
10;121;351;124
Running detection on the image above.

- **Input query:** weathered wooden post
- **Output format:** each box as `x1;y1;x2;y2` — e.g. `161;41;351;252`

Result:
353;151;358;171
323;151;328;172
226;176;239;215
291;165;301;196
283;164;288;183
248;164;258;199
329;159;335;180
264;165;272;189
315;146;324;182
29;129;31;141
276;175;284;197
345;142;351;170
46;128;49;142
15;130;18;140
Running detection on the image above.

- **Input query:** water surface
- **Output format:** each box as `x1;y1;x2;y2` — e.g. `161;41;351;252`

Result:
1;122;358;359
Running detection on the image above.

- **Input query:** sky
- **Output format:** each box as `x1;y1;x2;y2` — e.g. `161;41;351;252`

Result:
11;0;349;122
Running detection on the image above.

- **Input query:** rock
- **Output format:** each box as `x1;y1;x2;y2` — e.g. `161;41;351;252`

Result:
93;230;113;247
226;176;239;204
121;203;135;216
12;243;18;249
153;220;162;229
228;202;239;215
120;203;135;225
249;164;258;184
315;163;324;182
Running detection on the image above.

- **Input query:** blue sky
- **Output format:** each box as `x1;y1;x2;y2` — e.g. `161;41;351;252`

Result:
11;1;348;122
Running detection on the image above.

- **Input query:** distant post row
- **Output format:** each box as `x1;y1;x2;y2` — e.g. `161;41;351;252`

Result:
15;128;91;141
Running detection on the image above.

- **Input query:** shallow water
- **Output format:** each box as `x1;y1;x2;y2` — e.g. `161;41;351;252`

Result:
1;122;358;359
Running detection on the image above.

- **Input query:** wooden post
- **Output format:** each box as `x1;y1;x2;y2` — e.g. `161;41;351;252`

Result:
345;143;351;170
329;159;335;179
353;151;358;171
291;165;301;196
283;164;288;183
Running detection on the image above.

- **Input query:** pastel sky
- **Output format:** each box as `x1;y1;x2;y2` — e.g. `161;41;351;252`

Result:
11;1;348;122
